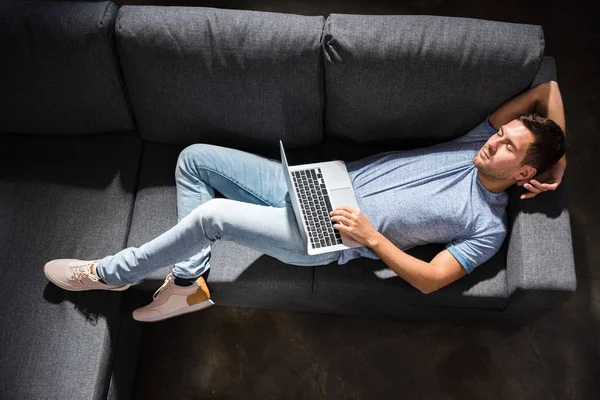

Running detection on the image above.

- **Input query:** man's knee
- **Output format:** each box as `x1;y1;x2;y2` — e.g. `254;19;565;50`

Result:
190;198;227;240
176;144;216;175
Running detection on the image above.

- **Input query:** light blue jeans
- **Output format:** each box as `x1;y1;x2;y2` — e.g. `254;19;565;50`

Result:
96;144;341;286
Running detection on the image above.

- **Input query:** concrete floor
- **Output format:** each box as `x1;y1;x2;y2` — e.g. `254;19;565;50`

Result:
128;0;600;398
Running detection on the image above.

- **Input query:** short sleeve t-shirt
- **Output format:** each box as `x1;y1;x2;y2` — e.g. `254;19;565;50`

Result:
338;117;508;274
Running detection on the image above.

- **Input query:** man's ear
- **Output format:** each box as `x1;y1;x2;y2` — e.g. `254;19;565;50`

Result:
516;165;537;182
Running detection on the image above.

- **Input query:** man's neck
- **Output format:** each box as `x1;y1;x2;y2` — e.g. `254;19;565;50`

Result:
477;170;513;194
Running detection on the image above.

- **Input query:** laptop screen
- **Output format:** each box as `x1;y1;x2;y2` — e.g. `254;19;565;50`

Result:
279;140;293;191
279;140;308;240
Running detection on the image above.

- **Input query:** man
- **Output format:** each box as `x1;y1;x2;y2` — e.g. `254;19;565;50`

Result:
44;80;566;322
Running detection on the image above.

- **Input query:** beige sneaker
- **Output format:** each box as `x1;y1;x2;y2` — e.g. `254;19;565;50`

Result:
44;259;131;292
132;273;214;322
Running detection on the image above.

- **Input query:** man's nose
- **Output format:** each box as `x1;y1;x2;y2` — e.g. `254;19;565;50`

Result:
488;138;499;154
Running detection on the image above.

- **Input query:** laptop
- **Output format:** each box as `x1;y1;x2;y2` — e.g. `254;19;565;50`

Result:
279;140;365;255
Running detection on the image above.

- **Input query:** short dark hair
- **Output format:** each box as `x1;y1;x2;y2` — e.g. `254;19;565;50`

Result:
519;113;566;174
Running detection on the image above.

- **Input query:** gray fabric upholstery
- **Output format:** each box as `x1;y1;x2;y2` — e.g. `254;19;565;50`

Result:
0;1;134;134
299;301;502;325
107;289;147;400
532;56;557;87
115;6;325;149
501;183;576;323
0;132;142;400
313;243;509;313
323;14;544;143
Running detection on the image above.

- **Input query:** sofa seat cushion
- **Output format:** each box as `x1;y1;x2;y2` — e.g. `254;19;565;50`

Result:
127;142;315;311
313;243;509;317
0;131;142;400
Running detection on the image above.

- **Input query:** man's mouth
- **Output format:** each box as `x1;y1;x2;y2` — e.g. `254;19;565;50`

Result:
481;148;489;160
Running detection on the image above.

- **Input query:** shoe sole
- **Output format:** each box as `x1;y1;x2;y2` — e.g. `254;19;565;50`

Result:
44;260;131;292
133;299;215;323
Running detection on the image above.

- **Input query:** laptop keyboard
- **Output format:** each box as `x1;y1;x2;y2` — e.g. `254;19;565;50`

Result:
292;168;343;249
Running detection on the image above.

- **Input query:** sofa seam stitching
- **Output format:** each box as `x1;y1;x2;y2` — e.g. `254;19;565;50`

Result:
100;1;111;27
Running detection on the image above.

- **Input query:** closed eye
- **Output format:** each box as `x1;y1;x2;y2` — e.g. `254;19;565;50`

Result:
500;127;517;152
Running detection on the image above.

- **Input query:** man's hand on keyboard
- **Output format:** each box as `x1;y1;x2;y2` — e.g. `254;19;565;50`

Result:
330;206;381;247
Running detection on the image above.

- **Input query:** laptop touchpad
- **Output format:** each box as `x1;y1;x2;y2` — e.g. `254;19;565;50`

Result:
323;162;352;190
329;187;359;210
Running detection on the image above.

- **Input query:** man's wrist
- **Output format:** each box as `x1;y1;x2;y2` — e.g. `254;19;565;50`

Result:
367;231;385;249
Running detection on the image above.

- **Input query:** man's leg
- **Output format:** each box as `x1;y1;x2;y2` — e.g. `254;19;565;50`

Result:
98;197;339;286
105;195;340;321
170;143;292;285
43;144;340;321
95;144;337;286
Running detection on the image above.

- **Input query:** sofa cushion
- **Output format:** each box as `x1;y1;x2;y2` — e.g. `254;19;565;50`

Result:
0;131;142;400
323;14;544;144
0;1;133;134
312;243;509;317
115;6;325;149
127;142;316;311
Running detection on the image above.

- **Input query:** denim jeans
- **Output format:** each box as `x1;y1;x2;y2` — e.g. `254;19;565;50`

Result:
96;144;341;285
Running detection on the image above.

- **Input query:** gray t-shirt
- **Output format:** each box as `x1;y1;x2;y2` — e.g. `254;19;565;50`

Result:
338;117;508;274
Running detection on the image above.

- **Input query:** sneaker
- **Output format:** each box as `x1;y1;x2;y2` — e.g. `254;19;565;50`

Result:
132;273;214;322
44;259;131;292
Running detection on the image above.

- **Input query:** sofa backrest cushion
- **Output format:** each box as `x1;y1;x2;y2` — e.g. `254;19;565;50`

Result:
116;6;325;149
323;14;544;144
0;1;134;134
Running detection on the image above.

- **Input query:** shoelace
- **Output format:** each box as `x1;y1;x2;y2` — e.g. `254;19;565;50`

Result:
152;273;173;300
72;262;99;282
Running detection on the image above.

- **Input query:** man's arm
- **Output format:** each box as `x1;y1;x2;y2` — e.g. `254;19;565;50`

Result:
535;81;567;166
368;234;466;294
489;80;567;199
331;206;468;294
489;80;565;134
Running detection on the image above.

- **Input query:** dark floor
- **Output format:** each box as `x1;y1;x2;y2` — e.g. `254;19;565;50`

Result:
126;0;600;399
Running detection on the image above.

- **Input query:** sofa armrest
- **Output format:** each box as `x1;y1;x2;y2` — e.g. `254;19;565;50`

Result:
531;56;557;87
498;55;576;324
501;56;577;324
500;56;577;324
500;182;577;324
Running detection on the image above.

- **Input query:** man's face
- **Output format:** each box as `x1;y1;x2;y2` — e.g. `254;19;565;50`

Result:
473;119;535;181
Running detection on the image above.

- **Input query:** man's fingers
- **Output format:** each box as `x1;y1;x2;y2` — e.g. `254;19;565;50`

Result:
519;178;560;199
524;183;542;194
331;215;352;226
529;180;548;191
330;208;352;217
520;191;538;200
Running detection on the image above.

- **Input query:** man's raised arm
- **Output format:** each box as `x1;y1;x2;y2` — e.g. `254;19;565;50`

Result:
489;81;567;198
489;80;565;133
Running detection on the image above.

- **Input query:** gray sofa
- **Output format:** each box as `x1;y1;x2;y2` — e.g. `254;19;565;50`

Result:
0;1;576;399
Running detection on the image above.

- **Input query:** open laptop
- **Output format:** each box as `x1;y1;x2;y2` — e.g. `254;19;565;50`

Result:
279;140;365;255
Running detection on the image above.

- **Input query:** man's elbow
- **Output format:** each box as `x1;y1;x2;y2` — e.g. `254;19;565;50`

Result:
417;281;439;295
417;262;467;294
